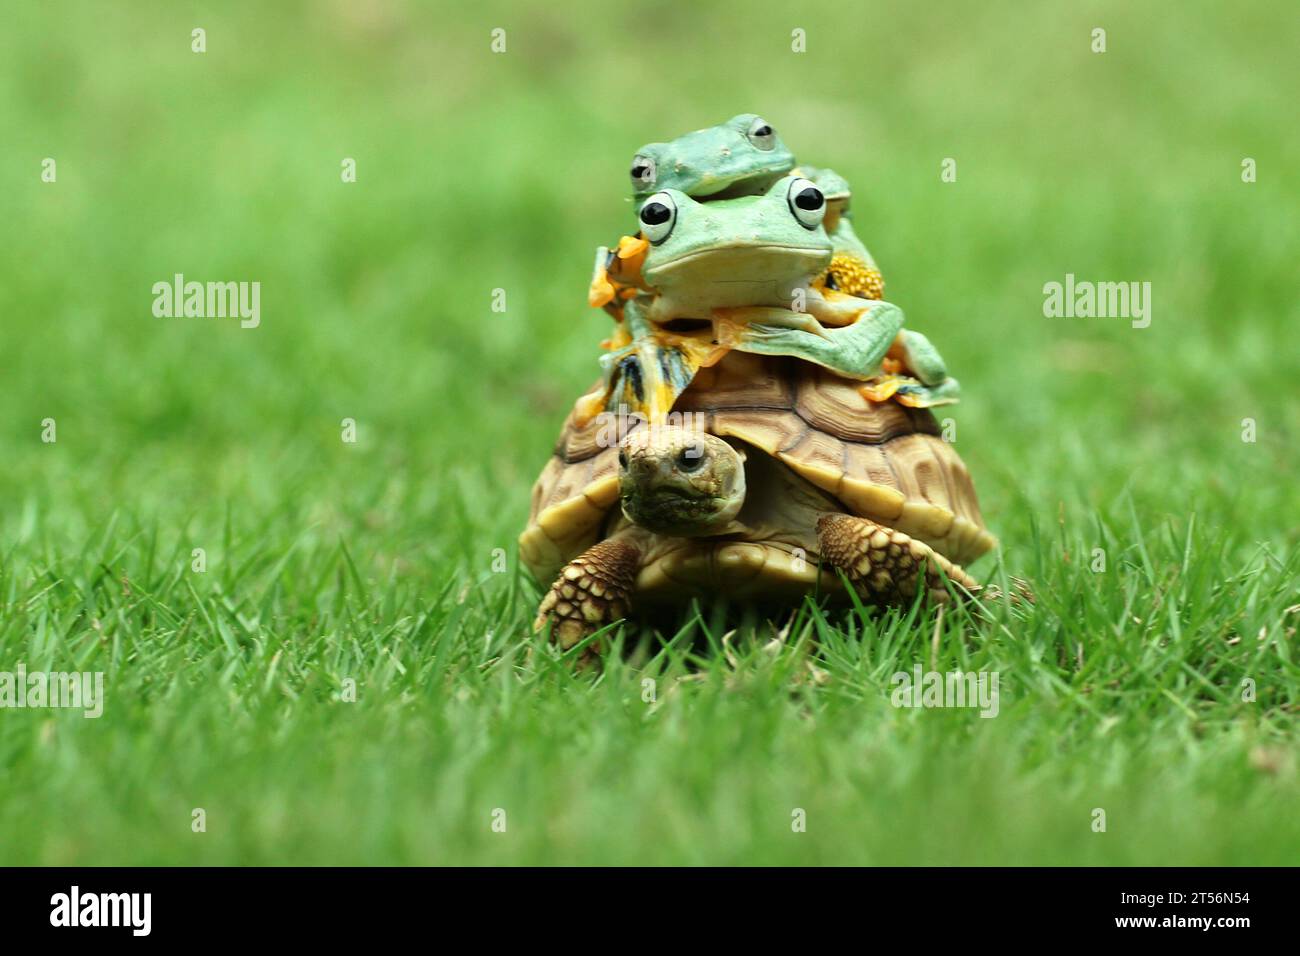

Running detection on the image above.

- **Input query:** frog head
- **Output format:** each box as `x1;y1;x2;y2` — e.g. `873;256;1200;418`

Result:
629;114;795;202
636;175;833;314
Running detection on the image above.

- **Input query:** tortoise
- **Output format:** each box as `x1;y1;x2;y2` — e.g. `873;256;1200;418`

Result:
520;351;995;650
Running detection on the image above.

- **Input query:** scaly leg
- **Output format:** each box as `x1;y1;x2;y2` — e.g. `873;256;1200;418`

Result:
534;534;644;653
816;513;980;605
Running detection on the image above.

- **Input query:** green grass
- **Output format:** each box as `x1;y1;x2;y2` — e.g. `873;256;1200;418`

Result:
1;0;1297;865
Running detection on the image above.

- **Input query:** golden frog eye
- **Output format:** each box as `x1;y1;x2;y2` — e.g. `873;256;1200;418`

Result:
637;192;677;245
786;177;825;229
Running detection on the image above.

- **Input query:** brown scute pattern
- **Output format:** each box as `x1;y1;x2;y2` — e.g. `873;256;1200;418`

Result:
524;354;995;577
529;457;557;521
677;351;794;410
553;387;616;464
520;475;619;585
879;434;925;502
528;405;620;524
794;362;939;443
948;460;986;530
710;410;808;457
841;441;901;492
543;453;592;517
921;441;958;512
783;427;846;476
910;452;947;509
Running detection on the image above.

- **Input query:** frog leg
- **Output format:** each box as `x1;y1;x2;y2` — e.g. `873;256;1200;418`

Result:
598;298;699;424
816;514;981;605
711;286;869;329
712;305;836;343
804;286;883;326
711;299;905;380
887;376;962;408
622;294;655;340
588;245;617;309
892;329;948;386
534;531;646;658
860;329;962;407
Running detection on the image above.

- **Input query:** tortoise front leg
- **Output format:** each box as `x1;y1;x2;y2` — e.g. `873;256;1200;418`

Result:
816;513;980;605
534;534;644;653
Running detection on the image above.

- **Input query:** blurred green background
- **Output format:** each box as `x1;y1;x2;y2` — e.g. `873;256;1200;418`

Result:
1;0;1297;865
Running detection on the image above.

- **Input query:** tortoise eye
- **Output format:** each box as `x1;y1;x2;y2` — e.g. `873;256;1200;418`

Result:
677;445;705;472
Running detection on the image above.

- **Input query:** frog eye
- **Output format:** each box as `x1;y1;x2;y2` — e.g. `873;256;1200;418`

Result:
786;178;825;229
638;192;677;244
630;154;657;189
746;117;777;151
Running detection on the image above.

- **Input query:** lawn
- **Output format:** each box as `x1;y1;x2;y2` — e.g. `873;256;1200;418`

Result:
1;0;1297;865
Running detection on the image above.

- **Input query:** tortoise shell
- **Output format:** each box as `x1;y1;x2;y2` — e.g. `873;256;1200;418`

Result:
520;352;995;584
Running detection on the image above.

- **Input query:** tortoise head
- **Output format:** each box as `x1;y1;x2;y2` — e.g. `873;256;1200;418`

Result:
618;427;746;537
